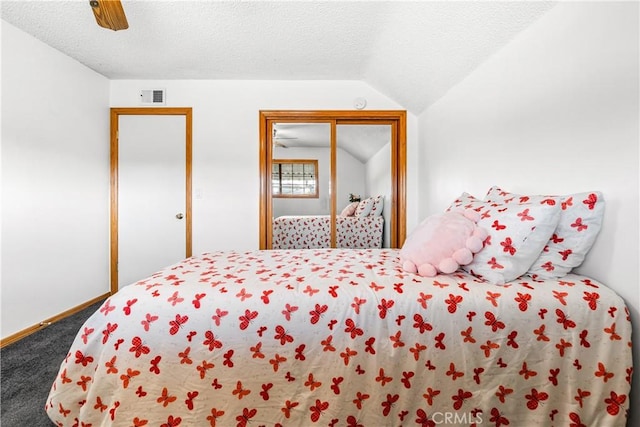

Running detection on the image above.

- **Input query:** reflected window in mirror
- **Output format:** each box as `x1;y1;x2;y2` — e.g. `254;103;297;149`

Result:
272;159;319;198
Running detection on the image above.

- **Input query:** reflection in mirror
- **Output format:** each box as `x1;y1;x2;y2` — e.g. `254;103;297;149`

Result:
270;121;395;250
259;110;406;250
271;123;333;249
337;125;392;248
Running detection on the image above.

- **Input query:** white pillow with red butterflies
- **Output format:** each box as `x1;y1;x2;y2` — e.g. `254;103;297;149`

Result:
354;197;374;217
448;192;562;284
483;186;605;279
368;195;384;216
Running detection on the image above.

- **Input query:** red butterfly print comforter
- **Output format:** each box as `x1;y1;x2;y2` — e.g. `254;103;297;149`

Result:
272;216;384;249
46;249;632;426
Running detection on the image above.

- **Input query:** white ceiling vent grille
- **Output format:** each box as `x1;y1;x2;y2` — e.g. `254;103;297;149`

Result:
140;89;166;105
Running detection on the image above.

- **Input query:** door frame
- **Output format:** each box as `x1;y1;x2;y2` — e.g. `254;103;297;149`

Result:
259;110;406;249
110;107;193;294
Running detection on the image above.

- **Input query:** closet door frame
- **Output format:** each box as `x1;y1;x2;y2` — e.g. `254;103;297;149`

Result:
259;110;406;249
110;107;193;294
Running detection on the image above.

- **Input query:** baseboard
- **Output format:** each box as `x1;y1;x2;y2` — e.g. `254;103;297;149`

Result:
0;292;111;349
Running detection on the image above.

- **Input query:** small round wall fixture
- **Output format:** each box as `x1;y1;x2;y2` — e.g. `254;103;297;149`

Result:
353;97;367;110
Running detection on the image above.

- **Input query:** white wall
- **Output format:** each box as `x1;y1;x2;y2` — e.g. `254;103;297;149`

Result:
419;2;639;423
365;143;392;247
1;21;110;338
110;80;419;255
336;147;367;214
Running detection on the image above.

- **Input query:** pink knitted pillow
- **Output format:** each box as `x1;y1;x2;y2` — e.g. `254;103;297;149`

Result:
340;202;359;217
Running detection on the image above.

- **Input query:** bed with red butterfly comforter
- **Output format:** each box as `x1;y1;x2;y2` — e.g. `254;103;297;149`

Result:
272;215;384;249
46;249;632;427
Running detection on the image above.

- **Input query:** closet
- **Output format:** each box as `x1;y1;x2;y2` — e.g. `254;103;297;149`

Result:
259;110;406;249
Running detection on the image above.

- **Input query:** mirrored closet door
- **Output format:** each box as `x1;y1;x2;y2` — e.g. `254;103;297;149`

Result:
336;123;392;249
259;110;406;250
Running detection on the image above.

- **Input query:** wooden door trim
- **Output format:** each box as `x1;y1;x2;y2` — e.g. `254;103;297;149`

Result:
110;107;193;294
259;110;406;249
330;119;337;248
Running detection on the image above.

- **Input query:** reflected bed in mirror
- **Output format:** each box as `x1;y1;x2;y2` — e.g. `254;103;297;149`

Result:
273;195;385;249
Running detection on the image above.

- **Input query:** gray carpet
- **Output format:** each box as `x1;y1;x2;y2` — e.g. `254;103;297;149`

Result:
1;299;105;427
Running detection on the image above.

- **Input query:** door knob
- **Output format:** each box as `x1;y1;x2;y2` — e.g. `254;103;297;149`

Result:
176;213;184;220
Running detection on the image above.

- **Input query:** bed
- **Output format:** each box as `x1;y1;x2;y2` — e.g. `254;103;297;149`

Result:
46;248;632;426
272;215;384;249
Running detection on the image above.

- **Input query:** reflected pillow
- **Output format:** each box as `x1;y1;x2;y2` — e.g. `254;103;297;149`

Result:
354;198;374;217
369;195;384;216
340;202;359;217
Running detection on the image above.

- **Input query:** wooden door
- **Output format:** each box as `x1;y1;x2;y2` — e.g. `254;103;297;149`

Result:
110;108;192;293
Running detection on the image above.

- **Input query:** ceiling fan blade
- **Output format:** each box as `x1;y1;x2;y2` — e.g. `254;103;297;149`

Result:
89;0;129;31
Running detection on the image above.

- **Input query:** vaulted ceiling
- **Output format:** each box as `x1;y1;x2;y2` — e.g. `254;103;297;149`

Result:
1;1;556;114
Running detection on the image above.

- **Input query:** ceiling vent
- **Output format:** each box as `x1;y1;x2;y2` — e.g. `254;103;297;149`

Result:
140;89;166;105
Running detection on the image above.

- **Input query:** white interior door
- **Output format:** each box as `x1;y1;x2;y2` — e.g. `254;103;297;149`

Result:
118;115;186;288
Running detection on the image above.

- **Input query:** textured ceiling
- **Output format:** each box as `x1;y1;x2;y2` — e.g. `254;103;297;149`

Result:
1;1;556;114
